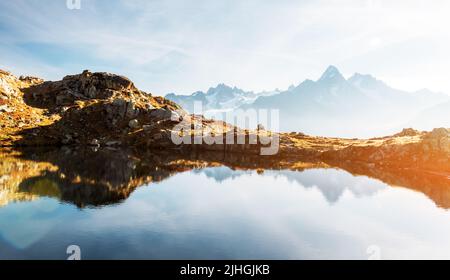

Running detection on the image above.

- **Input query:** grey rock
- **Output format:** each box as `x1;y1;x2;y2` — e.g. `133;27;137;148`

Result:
105;141;122;146
55;94;67;105
170;111;182;122
112;98;127;107
125;101;138;118
150;108;171;119
89;139;100;147
143;124;155;132
128;119;140;129
112;98;128;119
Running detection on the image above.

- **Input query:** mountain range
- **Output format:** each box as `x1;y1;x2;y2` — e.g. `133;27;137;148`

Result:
166;66;450;138
165;84;280;113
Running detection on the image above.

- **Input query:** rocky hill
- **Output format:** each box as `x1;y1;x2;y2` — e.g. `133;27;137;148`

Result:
0;69;190;147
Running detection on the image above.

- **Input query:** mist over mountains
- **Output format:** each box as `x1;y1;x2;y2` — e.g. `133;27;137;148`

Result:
166;66;450;138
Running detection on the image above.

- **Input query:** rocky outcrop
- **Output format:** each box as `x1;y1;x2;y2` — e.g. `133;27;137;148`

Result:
0;69;188;147
423;128;450;154
393;128;422;137
321;128;450;172
26;70;137;107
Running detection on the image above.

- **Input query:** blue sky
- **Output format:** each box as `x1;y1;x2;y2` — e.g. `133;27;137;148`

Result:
1;0;450;95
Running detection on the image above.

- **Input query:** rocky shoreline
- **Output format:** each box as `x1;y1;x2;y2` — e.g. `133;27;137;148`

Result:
0;69;449;174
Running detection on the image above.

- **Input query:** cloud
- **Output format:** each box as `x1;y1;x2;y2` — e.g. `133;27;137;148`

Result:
1;0;450;94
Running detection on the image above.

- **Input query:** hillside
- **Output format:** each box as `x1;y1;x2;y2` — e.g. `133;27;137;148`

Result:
0;69;190;147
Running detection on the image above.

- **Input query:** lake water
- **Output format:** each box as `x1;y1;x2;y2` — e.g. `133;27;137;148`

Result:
1;147;450;259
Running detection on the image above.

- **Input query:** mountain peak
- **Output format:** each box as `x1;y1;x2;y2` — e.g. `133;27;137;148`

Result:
348;72;376;82
348;72;387;89
318;65;345;83
207;83;233;94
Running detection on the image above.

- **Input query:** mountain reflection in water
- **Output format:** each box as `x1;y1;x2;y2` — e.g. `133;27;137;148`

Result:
1;147;449;209
2;147;450;260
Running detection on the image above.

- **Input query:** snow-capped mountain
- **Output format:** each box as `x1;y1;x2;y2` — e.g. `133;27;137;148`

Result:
244;66;449;137
165;66;449;138
165;83;280;114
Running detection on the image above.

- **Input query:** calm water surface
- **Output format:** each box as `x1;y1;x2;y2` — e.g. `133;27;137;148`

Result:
1;148;450;259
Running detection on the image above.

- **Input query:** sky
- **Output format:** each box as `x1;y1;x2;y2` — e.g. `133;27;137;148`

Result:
1;0;450;96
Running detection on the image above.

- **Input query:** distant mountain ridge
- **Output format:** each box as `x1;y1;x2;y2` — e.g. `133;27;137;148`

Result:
246;66;450;137
166;66;450;138
166;83;280;113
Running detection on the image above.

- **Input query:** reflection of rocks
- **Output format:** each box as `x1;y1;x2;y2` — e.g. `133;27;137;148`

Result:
328;159;450;209
1;147;450;209
9;147;194;207
0;149;56;206
0;147;324;208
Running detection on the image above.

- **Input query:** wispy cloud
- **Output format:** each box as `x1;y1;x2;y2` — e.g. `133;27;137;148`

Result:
1;0;450;94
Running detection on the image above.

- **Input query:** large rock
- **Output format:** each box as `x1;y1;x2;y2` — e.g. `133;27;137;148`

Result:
27;70;139;108
106;99;138;120
150;108;172;120
19;76;44;85
424;128;450;154
426;128;449;139
394;128;421;137
150;108;182;122
128;119;140;129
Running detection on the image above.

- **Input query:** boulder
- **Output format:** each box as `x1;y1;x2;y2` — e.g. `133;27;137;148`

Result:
89;139;100;147
109;99;131;119
143;124;155;132
125;101;138;118
128;119;140;129
150;108;172;120
394;128;421;137
105;141;122;146
427;128;449;139
423;128;450;154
